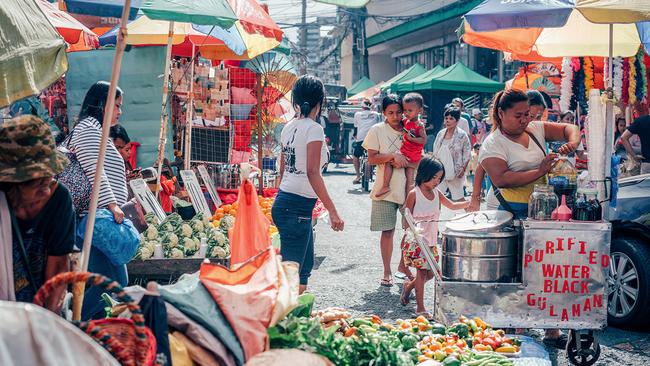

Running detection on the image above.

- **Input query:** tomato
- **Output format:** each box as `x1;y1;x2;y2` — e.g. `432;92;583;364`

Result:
444;346;455;355
456;340;466;349
482;338;498;350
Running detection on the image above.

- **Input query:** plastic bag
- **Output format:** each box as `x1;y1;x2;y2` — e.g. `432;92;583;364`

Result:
77;209;140;265
229;179;270;267
200;247;291;361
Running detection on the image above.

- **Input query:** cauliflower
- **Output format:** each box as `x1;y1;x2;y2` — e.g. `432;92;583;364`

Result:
181;223;193;237
183;237;199;251
144;212;159;226
161;223;174;233
194;213;211;227
192;220;204;233
198;231;207;239
139;246;154;260
210;246;227;258
146;225;158;240
211;230;227;247
168;248;184;259
162;233;179;248
219;214;235;232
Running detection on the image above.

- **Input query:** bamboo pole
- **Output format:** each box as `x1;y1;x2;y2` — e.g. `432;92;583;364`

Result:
155;21;176;199
184;43;196;170
73;0;132;321
256;73;264;195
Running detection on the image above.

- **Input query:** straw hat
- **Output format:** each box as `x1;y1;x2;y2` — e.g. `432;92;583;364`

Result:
0;115;68;183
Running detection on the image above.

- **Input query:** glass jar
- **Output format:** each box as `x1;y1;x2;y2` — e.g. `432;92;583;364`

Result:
528;184;559;220
573;188;602;221
548;157;578;210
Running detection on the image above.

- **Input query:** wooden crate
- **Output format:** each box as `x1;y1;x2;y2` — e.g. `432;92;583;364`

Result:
127;257;229;285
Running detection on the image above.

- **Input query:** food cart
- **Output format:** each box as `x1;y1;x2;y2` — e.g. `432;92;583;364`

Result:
404;209;610;366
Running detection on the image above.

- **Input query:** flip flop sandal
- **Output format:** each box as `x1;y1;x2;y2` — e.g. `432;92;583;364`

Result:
400;285;410;306
380;278;393;287
352;178;361;184
394;272;408;280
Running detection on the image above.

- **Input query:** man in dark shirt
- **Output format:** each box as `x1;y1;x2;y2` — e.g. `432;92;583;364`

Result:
621;115;650;174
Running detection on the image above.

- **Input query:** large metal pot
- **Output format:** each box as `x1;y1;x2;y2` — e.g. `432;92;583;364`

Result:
441;211;520;283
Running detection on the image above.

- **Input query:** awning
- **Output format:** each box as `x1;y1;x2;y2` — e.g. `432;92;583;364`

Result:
381;63;427;91
392;65;444;92
411;62;504;93
348;77;375;96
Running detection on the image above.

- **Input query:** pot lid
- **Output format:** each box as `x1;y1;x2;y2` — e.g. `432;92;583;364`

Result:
445;210;514;232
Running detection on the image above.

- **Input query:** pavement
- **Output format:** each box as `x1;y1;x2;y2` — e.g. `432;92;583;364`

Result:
308;164;650;366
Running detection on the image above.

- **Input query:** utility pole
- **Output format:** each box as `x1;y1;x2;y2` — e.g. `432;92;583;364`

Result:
300;0;308;75
351;7;369;82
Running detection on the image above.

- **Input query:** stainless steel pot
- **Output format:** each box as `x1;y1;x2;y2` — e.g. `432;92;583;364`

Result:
442;229;519;283
441;211;520;283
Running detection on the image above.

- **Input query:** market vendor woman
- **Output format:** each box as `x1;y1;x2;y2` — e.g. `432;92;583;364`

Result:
469;89;580;348
470;89;580;218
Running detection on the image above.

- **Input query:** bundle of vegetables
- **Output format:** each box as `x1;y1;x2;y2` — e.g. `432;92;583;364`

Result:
269;312;520;366
135;212;231;260
268;315;417;366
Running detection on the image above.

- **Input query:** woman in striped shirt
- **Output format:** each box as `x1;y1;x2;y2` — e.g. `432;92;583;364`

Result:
70;81;129;319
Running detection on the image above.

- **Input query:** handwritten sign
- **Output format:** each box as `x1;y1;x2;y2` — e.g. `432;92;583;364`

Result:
180;170;211;217
197;164;221;209
522;221;611;328
129;178;166;223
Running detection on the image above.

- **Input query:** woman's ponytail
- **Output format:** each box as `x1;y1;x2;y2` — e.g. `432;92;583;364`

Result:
300;102;312;117
292;75;325;119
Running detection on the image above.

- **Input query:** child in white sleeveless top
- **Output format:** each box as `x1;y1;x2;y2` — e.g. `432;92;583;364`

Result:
400;156;470;318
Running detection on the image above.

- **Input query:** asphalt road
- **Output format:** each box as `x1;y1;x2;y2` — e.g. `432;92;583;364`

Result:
308;164;650;366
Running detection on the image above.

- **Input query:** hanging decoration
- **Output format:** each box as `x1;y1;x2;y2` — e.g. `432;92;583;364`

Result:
622;58;630;105
612;57;624;101
570;58;587;112
628;56;637;105
559;57;573;112
584;57;594;101
635;49;646;105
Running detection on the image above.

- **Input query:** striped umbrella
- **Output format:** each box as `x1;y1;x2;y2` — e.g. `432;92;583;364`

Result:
37;0;99;51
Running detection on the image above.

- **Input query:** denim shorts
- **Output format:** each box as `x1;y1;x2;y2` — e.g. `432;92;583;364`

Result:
271;190;317;285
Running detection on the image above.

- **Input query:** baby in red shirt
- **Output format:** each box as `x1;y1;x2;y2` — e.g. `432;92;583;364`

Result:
376;93;426;198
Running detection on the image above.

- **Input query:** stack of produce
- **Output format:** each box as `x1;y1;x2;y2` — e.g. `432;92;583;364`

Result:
268;311;520;366
136;212;232;260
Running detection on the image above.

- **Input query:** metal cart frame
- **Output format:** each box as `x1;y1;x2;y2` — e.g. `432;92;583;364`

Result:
403;209;611;366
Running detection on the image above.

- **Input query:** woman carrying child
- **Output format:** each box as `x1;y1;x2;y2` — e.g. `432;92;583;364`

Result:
375;93;427;199
400;156;470;318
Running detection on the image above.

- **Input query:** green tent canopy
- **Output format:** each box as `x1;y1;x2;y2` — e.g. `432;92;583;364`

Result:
348;77;375;96
393;65;444;93
412;62;504;93
381;63;427;92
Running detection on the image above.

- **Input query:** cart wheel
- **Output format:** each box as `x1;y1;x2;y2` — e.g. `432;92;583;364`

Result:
566;330;600;366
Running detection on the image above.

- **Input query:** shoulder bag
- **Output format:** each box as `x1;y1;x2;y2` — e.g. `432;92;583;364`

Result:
55;129;92;213
484;129;547;214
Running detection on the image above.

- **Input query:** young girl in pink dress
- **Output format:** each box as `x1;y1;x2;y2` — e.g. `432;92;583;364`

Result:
400;156;469;318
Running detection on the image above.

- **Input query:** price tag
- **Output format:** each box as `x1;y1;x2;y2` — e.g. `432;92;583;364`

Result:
129;178;166;223
197;164;222;208
180;170;212;217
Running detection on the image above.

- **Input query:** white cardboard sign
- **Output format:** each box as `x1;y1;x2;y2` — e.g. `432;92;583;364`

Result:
180;170;212;217
197;164;222;209
129;178;166;223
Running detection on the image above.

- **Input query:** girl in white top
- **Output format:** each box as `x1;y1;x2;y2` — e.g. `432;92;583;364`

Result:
273;75;344;294
400;156;469;318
